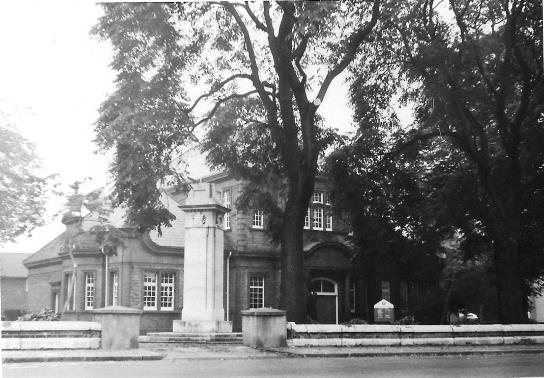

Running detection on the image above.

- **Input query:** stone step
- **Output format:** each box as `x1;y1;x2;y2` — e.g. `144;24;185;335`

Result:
140;332;243;344
146;332;242;338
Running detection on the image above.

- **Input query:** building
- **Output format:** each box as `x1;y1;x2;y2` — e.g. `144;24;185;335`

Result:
0;252;32;320
24;173;424;333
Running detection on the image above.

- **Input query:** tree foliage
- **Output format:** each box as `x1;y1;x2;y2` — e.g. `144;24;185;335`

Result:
342;0;543;322
0;124;46;244
93;1;382;321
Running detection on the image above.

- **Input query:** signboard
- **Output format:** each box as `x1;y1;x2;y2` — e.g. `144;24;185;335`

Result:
373;299;394;323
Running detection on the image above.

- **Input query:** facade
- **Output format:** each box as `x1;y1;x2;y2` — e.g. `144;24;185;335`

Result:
24;173;423;332
0;253;32;320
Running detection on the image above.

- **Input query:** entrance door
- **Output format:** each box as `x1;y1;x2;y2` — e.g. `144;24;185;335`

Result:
311;278;338;324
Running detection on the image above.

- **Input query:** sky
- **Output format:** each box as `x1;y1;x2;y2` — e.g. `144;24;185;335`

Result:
0;2;357;254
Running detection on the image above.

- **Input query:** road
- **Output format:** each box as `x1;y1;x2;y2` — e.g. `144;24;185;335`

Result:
4;354;544;378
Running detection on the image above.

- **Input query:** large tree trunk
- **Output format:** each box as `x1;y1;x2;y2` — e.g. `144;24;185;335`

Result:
279;202;307;322
277;154;315;322
492;225;527;323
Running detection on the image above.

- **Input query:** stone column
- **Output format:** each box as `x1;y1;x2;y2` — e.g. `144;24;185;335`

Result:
173;182;232;333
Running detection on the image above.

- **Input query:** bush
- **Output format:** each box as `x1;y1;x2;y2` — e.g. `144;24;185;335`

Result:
342;318;368;325
18;307;60;321
2;309;24;321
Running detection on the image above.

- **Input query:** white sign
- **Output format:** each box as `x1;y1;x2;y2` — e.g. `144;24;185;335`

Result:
374;299;394;309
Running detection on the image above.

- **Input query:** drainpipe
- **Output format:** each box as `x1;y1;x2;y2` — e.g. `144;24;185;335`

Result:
226;251;232;322
105;253;109;307
101;246;109;307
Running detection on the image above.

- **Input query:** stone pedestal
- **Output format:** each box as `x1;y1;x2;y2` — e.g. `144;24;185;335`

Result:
241;308;287;348
92;306;142;349
176;183;232;333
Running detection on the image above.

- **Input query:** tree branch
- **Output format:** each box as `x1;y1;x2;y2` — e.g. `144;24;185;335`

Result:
194;90;261;127
243;2;267;32
222;2;275;113
187;73;253;113
314;0;380;106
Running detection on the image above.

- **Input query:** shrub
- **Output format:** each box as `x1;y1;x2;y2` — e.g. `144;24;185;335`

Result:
18;307;60;321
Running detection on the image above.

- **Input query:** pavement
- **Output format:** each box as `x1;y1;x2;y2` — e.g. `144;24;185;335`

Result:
3;343;544;363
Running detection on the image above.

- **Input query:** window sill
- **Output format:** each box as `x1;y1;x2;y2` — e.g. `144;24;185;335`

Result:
142;310;181;314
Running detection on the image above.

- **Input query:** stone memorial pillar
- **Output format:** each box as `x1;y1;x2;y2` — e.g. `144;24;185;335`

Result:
173;182;232;333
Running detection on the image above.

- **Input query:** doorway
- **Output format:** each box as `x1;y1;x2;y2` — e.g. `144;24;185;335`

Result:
311;277;338;324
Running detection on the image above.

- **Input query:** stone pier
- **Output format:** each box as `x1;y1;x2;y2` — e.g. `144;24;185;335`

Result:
173;182;232;333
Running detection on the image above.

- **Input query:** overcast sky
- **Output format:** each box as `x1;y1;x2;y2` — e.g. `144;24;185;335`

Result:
0;2;356;254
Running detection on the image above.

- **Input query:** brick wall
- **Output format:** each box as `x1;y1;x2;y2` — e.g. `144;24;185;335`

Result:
26;264;62;312
1;278;28;314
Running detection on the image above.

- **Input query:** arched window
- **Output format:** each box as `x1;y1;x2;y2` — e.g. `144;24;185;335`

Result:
311;277;338;295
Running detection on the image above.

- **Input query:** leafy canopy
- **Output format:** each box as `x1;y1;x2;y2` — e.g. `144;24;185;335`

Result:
0;123;46;244
92;1;380;232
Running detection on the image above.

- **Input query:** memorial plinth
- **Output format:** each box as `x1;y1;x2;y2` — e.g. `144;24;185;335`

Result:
173;183;232;333
92;306;142;349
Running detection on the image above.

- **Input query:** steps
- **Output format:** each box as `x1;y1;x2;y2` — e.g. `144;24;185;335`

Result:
140;332;243;344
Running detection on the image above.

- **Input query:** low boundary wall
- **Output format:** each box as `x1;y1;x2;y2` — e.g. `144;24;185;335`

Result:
1;321;101;350
287;324;544;347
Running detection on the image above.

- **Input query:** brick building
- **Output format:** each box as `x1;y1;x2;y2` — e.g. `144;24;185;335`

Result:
24;172;421;332
1;253;32;320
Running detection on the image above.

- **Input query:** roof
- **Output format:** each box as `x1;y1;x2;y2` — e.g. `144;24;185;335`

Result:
23;233;66;266
0;253;32;278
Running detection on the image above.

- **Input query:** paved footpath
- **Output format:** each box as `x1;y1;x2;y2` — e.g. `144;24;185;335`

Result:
3;343;544;363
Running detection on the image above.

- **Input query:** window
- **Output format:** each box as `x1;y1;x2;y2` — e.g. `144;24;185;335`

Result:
311;278;337;293
325;211;333;231
252;210;264;229
312;191;323;204
52;292;59;313
381;280;391;302
304;207;311;229
143;272;175;311
84;273;95;310
160;273;174;311
313;206;323;230
143;273;157;310
64;273;75;311
249;276;265;308
305;191;333;232
223;188;232;229
111;271;119;306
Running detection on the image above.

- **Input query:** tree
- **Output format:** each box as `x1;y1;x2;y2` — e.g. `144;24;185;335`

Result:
0;123;46;244
349;0;543;322
61;182;125;312
93;1;381;321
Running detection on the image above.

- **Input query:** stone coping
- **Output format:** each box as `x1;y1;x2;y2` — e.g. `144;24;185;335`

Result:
288;323;544;335
92;305;143;314
241;308;286;316
2;321;101;332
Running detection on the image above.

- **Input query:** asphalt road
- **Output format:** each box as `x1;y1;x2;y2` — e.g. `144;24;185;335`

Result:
4;354;544;378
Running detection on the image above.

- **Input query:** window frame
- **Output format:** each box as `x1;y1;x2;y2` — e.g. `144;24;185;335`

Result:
111;270;119;307
325;210;333;231
313;206;324;230
223;188;232;230
248;275;265;309
143;272;158;311
252;209;264;229
159;272;175;311
143;271;176;311
304;207;311;229
84;272;95;311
